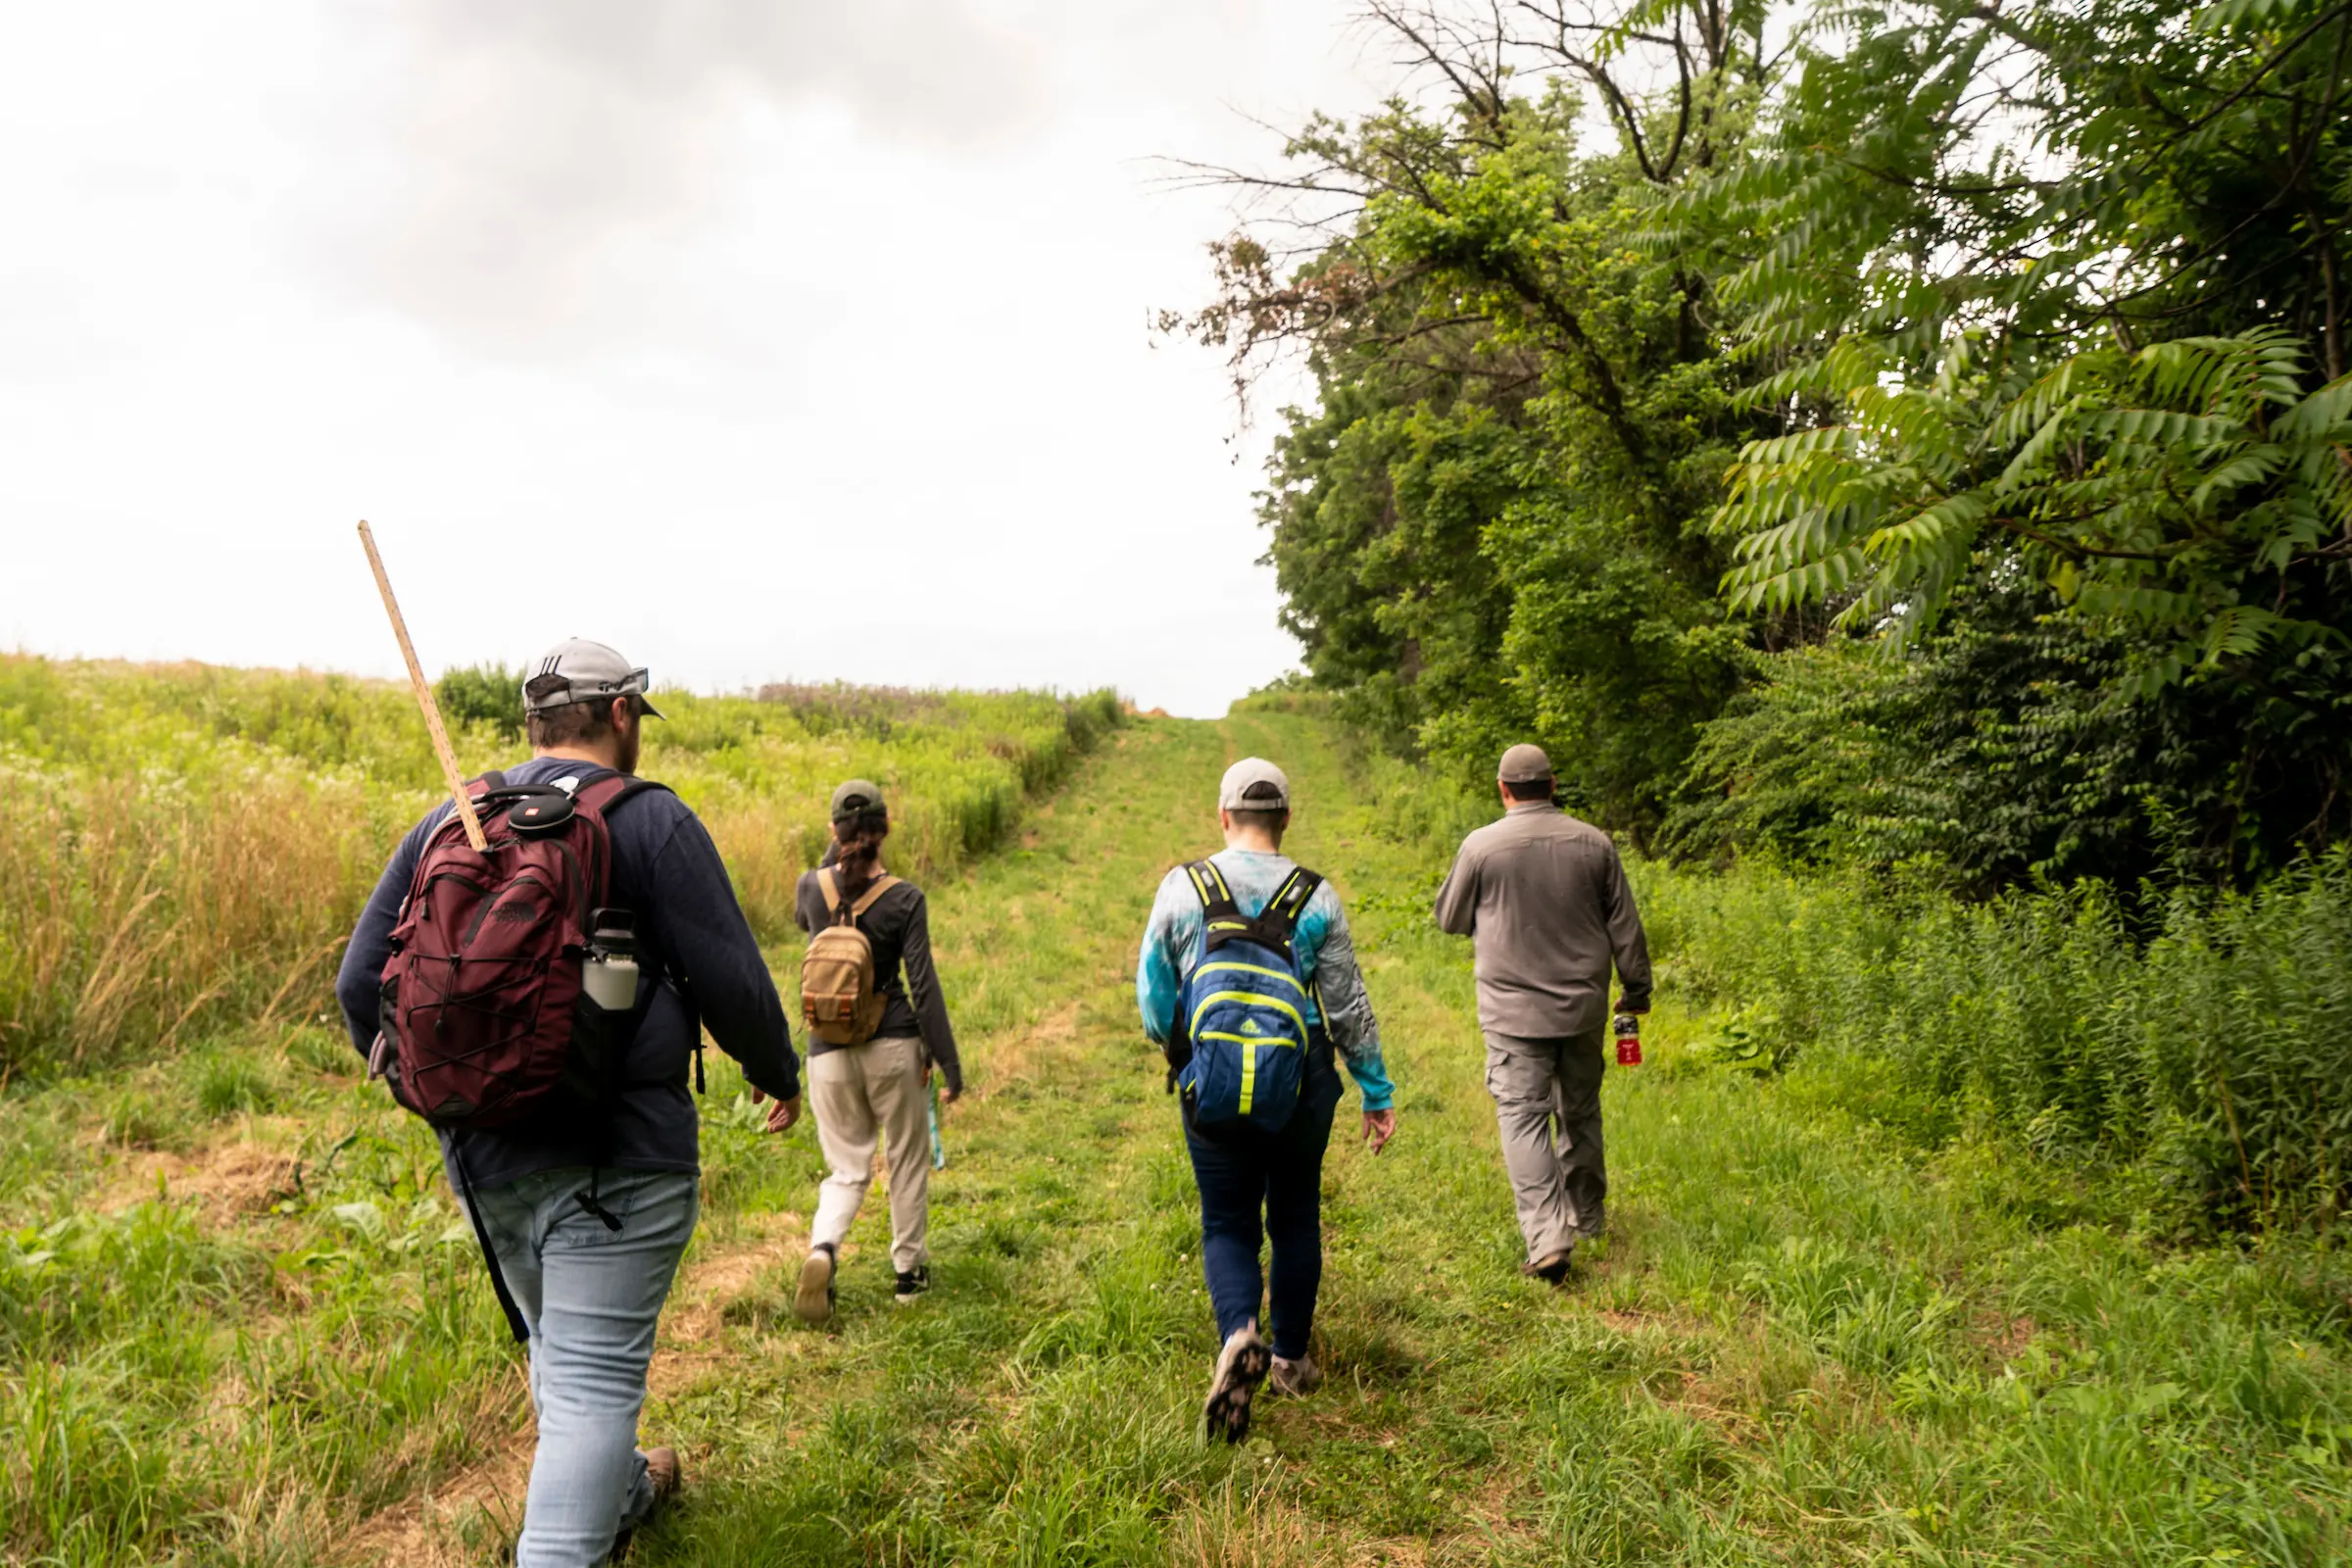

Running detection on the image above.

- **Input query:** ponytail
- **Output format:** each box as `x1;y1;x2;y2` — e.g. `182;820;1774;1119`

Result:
831;807;890;906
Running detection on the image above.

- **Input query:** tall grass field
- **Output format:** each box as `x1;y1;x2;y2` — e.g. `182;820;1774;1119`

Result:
0;655;1120;1082
2;667;2345;1564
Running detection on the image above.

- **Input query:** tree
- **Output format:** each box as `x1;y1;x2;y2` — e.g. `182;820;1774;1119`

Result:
1168;1;1774;837
1680;0;2352;871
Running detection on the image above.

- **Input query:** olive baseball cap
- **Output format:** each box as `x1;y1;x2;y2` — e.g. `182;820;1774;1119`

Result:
830;778;887;820
522;638;664;718
1219;757;1291;811
1497;743;1553;782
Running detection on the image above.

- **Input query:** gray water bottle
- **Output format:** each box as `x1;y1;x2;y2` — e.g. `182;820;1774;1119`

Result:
583;907;639;1011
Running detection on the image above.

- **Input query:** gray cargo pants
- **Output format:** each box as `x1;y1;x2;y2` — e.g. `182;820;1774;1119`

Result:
1484;1029;1607;1263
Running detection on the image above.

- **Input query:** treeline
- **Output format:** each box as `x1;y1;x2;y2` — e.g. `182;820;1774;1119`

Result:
1175;0;2352;892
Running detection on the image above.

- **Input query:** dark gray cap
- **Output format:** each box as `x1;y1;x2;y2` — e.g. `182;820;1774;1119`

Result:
522;638;663;718
830;778;887;820
1498;743;1553;782
1219;756;1291;811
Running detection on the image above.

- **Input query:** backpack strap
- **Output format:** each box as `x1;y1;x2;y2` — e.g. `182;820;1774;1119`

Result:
1183;859;1244;924
571;771;670;816
1262;867;1324;939
850;873;900;919
566;771;700;1092
819;867;898;925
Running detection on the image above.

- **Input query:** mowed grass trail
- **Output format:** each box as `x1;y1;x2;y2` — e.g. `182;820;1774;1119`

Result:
632;709;2352;1567
5;709;2345;1564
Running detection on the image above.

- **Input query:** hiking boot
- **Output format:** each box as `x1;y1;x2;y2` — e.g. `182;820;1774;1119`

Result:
894;1265;931;1304
644;1446;683;1504
1523;1248;1574;1286
1268;1354;1323;1397
794;1245;837;1324
1201;1323;1273;1444
611;1446;684;1557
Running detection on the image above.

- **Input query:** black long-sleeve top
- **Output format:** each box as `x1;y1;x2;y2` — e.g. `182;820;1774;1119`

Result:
792;867;962;1094
335;756;801;1192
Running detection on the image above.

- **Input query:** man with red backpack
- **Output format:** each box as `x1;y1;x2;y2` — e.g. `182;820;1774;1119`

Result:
334;638;802;1568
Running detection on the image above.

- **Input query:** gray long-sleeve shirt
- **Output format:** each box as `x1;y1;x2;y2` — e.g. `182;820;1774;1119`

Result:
1432;802;1653;1038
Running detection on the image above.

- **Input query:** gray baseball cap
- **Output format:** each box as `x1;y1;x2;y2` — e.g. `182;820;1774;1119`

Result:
1498;743;1553;782
522;638;664;718
830;777;887;820
1219;757;1291;811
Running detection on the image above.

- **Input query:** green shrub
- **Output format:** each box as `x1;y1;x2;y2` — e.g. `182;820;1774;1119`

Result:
433;662;524;740
1639;851;2352;1231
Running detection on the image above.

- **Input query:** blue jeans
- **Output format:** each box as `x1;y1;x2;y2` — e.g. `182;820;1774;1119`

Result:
1181;1041;1342;1361
468;1165;699;1568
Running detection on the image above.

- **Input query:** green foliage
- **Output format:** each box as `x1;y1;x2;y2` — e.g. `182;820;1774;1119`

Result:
0;654;1121;1081
1639;849;2352;1230
1177;30;1771;844
433;661;524;740
1673;0;2352;870
1187;0;2352;881
1670;583;2339;886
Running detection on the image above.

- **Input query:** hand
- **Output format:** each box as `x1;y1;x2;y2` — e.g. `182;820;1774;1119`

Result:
939;1085;961;1106
1361;1108;1396;1154
762;1093;802;1135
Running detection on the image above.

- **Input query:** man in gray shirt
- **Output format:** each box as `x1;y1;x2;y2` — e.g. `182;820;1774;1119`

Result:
1433;744;1650;1283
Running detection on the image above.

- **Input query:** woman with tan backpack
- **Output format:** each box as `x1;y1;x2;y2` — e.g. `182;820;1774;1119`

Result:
785;778;962;1319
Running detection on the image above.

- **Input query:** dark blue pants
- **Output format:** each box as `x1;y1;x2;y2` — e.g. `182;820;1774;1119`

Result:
1182;1039;1343;1361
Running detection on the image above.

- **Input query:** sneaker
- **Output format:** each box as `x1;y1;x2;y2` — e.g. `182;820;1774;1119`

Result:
1268;1354;1323;1397
794;1245;837;1324
1201;1323;1273;1444
894;1265;931;1304
1522;1247;1574;1285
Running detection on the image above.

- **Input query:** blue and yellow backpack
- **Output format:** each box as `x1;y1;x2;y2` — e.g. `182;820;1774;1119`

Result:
1173;858;1323;1133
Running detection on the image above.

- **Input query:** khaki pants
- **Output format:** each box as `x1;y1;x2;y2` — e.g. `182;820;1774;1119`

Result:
808;1034;930;1274
1484;1028;1607;1262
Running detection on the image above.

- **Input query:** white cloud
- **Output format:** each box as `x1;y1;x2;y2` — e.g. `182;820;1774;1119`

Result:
0;1;1379;715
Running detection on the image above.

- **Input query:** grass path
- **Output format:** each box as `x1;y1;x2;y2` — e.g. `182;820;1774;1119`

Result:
617;710;2349;1566
7;710;2344;1564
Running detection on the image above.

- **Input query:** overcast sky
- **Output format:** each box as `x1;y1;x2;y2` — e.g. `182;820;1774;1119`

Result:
0;2;1390;715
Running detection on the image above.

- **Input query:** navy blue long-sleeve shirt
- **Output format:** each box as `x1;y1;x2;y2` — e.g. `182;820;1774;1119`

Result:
334;756;800;1193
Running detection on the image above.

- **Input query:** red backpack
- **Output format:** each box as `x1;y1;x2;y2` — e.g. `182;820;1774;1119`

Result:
370;769;667;1129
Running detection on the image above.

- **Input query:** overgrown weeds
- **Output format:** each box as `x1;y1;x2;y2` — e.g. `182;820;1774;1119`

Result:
1643;852;2352;1232
0;655;1120;1081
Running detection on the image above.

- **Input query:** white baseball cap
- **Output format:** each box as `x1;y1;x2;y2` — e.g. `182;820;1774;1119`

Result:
1218;757;1291;811
522;638;664;717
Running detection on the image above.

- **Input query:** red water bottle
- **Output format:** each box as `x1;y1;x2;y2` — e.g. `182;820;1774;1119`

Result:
1613;1012;1642;1066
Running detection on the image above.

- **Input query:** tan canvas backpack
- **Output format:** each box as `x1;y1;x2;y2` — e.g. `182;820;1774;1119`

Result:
801;868;900;1046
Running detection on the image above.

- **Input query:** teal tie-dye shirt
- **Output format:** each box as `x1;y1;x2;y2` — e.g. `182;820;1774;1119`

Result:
1135;848;1394;1112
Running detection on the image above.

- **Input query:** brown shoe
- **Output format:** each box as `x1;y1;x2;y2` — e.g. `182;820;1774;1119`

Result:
1523;1248;1574;1285
645;1446;683;1504
1268;1354;1323;1397
612;1447;684;1558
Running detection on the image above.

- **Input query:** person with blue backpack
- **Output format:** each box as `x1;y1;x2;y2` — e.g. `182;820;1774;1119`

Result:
1137;757;1396;1444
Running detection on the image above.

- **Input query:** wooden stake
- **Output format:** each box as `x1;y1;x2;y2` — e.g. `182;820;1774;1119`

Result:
357;520;488;852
